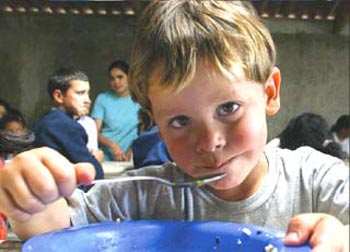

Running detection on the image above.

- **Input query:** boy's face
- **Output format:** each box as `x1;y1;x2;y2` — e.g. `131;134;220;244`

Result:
149;63;280;199
54;80;91;118
109;67;129;97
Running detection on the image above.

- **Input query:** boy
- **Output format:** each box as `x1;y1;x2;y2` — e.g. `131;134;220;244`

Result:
32;67;104;179
0;1;348;251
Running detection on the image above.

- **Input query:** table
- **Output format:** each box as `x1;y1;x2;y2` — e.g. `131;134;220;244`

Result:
102;161;133;179
0;240;22;252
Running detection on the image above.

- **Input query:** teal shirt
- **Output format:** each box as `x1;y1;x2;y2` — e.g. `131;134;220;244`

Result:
91;91;140;160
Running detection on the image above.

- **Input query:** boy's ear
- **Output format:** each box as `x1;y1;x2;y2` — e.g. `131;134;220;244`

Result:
265;67;281;116
52;89;64;104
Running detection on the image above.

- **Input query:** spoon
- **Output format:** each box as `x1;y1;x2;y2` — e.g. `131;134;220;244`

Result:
82;173;226;188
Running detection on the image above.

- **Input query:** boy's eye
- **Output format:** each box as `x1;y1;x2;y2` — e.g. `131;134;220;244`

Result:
169;116;189;128
217;102;239;116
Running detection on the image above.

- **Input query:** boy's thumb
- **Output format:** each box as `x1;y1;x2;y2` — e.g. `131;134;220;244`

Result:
74;162;96;185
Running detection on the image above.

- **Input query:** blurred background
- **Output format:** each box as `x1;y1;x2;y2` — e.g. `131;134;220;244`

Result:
0;0;349;139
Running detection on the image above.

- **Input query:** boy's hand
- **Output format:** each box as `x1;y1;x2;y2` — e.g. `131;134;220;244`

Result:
125;149;133;161
285;213;349;252
111;144;126;161
0;147;95;222
91;149;104;164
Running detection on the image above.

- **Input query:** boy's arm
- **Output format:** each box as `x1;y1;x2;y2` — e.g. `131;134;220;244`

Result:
285;213;349;252
48;121;104;179
91;149;104;164
34;115;104;179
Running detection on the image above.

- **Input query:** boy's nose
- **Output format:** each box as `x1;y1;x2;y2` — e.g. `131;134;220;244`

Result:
195;124;226;153
85;96;91;104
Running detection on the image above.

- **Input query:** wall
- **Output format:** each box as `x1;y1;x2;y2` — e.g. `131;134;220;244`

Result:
0;14;349;139
266;19;349;139
0;14;138;126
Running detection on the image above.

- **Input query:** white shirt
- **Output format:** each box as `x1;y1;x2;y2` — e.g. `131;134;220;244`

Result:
78;116;98;151
333;133;349;157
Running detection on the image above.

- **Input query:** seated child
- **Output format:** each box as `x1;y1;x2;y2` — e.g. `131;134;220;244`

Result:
329;115;349;157
0;111;34;161
132;109;172;168
0;2;348;251
0;110;27;134
267;112;348;160
32;67;103;180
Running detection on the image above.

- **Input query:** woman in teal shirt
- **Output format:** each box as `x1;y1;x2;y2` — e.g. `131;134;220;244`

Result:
91;60;140;161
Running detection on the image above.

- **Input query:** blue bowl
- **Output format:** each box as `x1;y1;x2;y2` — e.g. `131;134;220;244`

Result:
22;220;311;252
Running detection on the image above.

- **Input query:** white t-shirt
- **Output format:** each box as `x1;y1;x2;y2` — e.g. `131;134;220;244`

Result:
332;133;349;157
78;116;98;151
68;146;349;231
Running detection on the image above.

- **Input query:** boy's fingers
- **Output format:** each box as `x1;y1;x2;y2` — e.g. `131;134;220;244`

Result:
285;213;316;245
36;149;97;195
0;148;95;224
38;150;96;195
0;147;96;225
22;160;61;204
6;175;47;214
309;216;345;251
0;188;32;222
0;152;58;216
17;147;77;199
12;148;96;195
309;220;349;252
285;213;347;251
74;162;96;186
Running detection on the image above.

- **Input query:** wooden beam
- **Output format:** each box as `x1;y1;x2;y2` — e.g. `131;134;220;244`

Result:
332;0;349;34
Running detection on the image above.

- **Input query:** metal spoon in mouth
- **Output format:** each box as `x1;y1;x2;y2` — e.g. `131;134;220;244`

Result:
82;172;226;188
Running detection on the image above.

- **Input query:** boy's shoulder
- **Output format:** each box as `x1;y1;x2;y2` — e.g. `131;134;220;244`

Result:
266;146;347;177
285;146;342;162
35;109;77;130
41;109;71;120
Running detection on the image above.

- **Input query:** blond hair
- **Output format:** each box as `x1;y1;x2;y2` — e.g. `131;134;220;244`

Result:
129;0;276;111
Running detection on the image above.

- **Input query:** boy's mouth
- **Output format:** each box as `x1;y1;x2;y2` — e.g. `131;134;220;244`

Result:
195;156;235;171
217;156;235;169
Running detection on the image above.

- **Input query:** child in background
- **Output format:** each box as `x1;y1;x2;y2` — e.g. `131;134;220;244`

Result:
0;111;27;134
32;67;103;180
132;109;172;168
329;115;350;158
0;111;34;161
267;112;348;160
0;1;348;251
